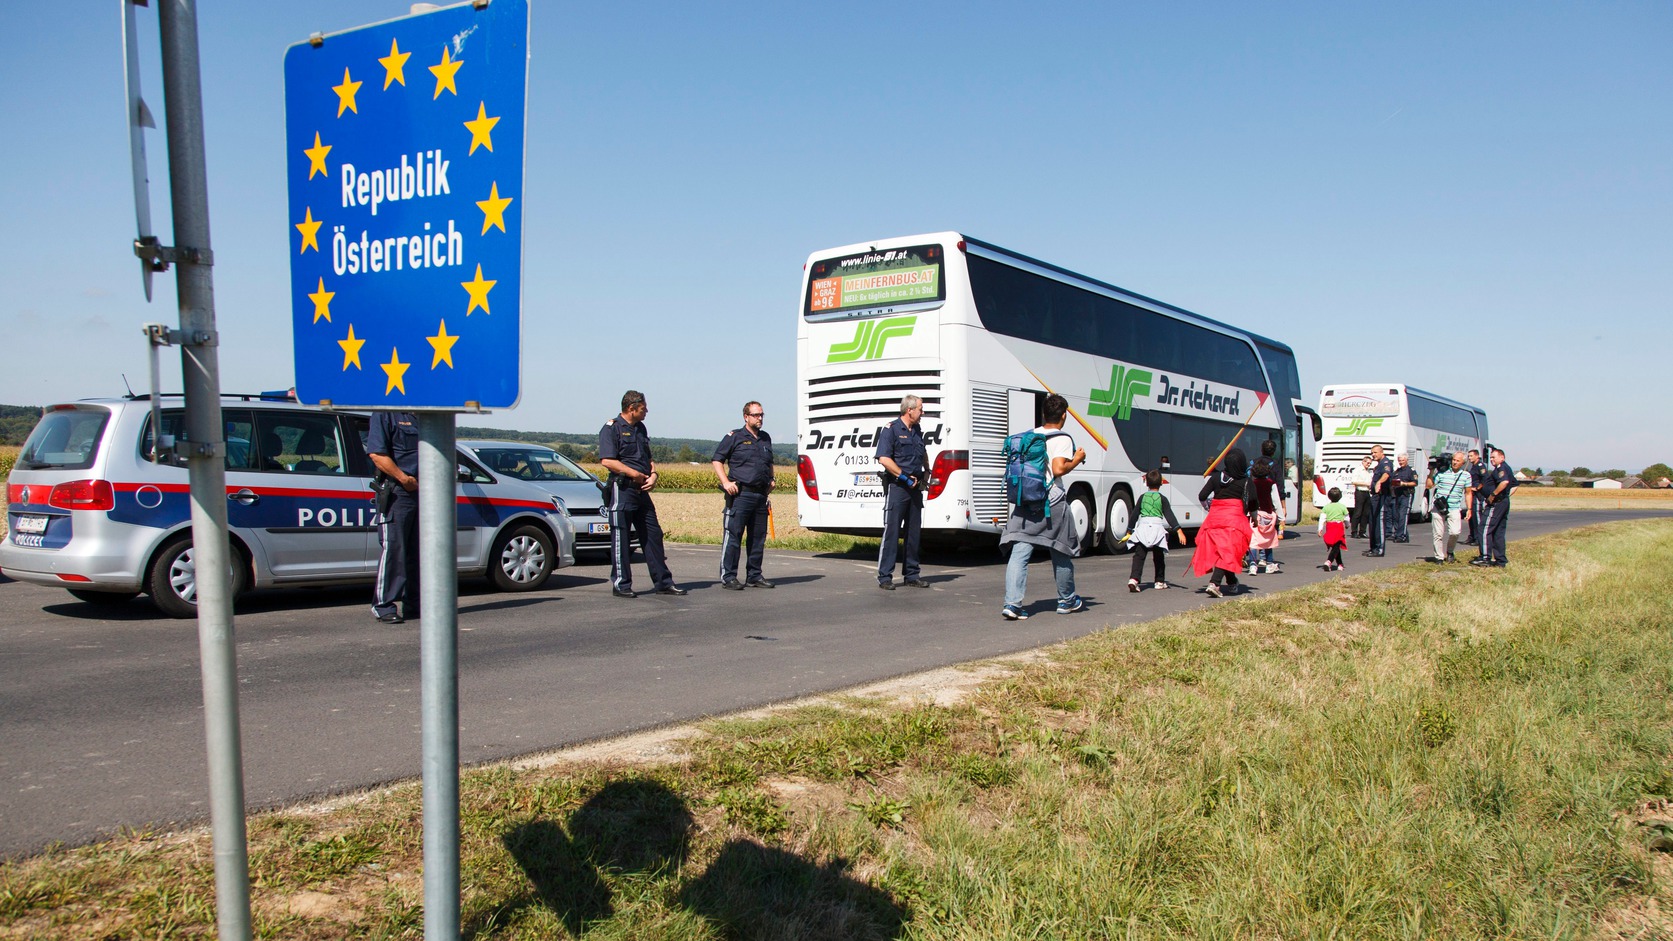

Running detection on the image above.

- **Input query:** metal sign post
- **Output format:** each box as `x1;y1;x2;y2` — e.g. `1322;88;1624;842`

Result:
126;1;252;938
284;3;528;936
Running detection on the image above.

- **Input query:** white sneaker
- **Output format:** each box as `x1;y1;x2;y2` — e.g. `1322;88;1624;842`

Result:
1153;581;1168;590
1247;565;1259;576
1128;578;1140;593
1205;583;1223;598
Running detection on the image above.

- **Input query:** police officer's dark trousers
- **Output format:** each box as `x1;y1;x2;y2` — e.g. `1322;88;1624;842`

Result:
1471;496;1489;557
877;483;922;584
374;489;419;619
1368;492;1388;553
719;489;769;583
610;481;673;591
1483;498;1510;563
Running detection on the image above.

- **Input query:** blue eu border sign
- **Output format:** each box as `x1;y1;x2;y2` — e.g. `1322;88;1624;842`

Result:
284;0;528;410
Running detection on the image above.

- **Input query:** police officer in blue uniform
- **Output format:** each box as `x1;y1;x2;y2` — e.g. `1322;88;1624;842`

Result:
598;390;686;598
1465;448;1489;554
1471;447;1516;567
712;400;775;590
369;411;419;624
1365;444;1393;557
875;394;931;589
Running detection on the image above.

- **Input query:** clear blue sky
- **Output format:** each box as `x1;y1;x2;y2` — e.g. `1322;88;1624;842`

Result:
2;2;1668;472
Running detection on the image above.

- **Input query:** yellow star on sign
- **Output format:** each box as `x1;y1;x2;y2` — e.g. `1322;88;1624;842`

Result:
381;348;410;395
427;319;459;369
308;278;335;323
378;38;411;90
429;46;463;99
463;101;500;155
338;324;366;370
295;207;322;254
304;132;332;179
332;67;362;117
460;264;496;315
476;182;513;235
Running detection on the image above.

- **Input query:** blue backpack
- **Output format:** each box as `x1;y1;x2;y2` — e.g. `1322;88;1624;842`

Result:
1003;430;1070;515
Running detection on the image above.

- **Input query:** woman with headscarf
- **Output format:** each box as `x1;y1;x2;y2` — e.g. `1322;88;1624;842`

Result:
1191;447;1254;597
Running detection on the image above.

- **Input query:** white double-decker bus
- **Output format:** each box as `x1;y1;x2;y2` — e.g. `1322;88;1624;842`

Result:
794;232;1317;552
1312;383;1489;517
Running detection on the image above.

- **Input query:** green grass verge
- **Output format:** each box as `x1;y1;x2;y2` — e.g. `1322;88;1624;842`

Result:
4;520;1671;939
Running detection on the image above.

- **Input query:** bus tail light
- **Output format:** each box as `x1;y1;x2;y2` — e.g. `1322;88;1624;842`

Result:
927;450;968;500
796;455;818;500
1313;475;1328;495
49;479;115;511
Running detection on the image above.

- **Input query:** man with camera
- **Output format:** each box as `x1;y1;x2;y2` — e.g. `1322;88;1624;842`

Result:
875;394;930;589
1426;451;1471;563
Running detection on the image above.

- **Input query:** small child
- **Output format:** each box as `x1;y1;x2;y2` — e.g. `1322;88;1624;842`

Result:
1125;469;1186;591
1318;486;1349;571
1245;457;1283;575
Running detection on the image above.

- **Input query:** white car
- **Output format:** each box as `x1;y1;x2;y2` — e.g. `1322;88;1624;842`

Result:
458;440;617;557
1;396;575;617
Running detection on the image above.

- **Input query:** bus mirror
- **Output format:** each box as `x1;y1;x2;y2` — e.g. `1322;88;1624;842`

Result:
1297;405;1323;442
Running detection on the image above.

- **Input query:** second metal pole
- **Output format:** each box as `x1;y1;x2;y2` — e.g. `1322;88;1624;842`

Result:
416;413;460;939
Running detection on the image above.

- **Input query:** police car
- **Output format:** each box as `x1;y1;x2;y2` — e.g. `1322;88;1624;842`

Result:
458;439;618;556
0;396;576;618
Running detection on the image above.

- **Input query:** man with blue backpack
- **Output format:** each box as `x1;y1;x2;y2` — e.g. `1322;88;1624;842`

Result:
999;393;1087;620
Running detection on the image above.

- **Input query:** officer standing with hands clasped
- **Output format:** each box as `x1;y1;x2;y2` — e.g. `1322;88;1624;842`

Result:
368;410;419;625
712;401;775;590
1365;444;1393;557
1465;448;1489;554
876;394;931;589
599;390;687;598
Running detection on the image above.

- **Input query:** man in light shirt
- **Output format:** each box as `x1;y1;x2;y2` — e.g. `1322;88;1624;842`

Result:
1426;452;1471;563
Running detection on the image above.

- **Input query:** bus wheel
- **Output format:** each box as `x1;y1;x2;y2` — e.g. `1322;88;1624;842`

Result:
1101;489;1135;554
1066;488;1096;557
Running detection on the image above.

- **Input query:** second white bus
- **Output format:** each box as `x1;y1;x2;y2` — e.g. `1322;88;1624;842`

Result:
1312;383;1489;518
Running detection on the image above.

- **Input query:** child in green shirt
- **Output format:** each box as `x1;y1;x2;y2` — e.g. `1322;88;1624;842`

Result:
1318;487;1349;572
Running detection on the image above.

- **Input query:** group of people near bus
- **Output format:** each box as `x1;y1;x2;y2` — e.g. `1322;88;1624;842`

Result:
1318;446;1516;572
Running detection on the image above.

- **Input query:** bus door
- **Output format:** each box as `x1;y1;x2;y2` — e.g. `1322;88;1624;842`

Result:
1293;405;1322;525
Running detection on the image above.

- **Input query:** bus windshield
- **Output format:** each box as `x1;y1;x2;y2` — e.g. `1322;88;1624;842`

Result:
804;243;945;321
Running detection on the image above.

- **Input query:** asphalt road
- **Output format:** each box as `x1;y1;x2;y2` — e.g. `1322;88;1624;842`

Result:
1;508;1665;858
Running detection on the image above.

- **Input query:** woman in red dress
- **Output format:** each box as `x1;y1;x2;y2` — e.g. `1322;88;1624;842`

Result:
1191;448;1254;598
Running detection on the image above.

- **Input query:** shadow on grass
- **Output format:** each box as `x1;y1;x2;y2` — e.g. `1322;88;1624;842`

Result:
473;777;905;939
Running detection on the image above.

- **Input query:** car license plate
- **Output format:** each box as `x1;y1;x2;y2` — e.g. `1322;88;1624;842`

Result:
852;473;881;487
589;522;610;535
15;514;48;535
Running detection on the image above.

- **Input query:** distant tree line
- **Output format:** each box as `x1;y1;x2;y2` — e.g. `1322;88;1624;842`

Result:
456;426;793;465
1;405;43;445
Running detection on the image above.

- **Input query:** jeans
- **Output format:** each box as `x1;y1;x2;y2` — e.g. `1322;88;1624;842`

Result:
1004;541;1075;607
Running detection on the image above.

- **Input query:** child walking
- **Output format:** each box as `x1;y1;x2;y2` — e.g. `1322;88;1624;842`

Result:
1124;469;1185;591
1318;486;1349;571
1245;457;1283;575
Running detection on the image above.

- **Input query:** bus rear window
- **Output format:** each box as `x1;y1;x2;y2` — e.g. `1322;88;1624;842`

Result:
804;244;945;320
17;407;110;470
